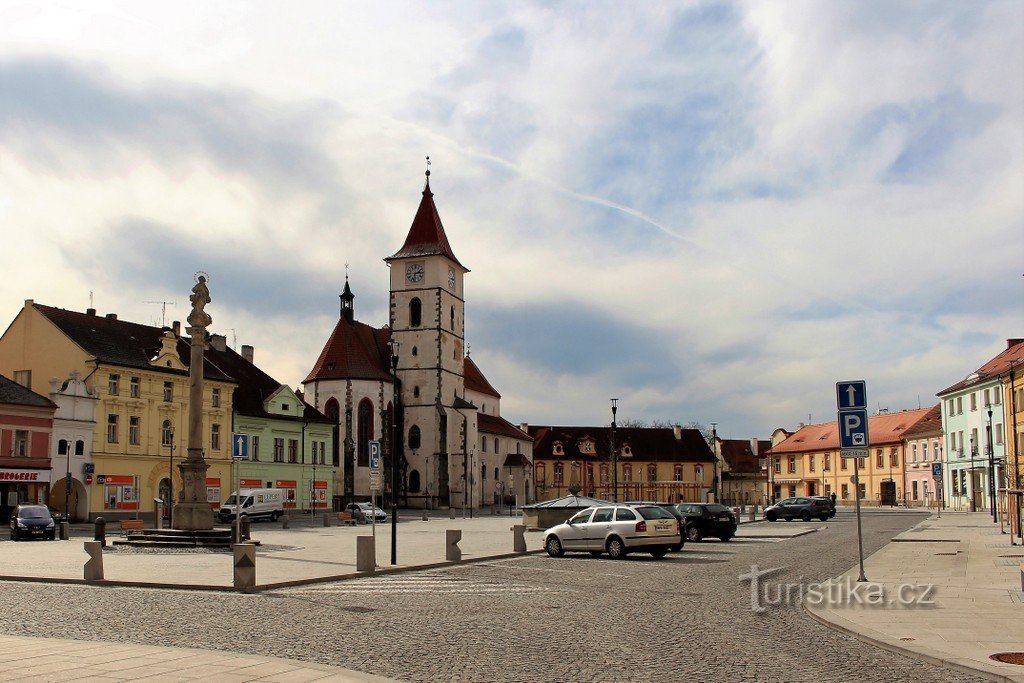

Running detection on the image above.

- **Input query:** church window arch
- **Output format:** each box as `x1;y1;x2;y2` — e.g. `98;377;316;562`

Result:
58;439;68;455
412;346;418;356
409;469;421;492
357;398;373;467
413;386;420;398
408;425;421;449
75;440;85;455
450;306;454;330
410;298;422;327
324;397;340;422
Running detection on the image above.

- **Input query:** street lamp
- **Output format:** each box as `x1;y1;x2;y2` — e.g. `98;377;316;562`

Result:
610;398;618;502
388;339;400;565
969;434;976;513
167;425;175;528
710;422;718;503
64;437;72;522
987;406;997;523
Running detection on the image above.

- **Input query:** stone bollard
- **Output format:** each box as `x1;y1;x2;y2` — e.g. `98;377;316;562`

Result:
513;524;527;553
356;536;375;573
449;507;456;520
282;514;290;529
748;507;756;522
93;517;106;547
233;543;256;591
422;509;428;521
240;515;251;541
446;529;462;562
84;541;103;581
323;513;330;527
59;521;69;541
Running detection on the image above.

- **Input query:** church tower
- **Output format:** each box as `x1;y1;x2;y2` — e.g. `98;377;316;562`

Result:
384;170;470;506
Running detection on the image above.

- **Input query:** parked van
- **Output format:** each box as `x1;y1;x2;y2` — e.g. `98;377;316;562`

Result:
218;489;285;522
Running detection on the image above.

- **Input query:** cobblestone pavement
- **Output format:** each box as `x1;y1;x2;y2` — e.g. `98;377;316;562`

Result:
0;510;988;682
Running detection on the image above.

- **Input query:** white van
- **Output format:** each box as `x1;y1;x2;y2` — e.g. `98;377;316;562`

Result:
218;489;285;522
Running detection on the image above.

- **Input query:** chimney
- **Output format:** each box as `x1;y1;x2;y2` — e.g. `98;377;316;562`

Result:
105;313;117;320
241;345;254;364
209;334;227;352
673;425;681;440
172;320;181;337
86;308;96;316
519;422;529;434
750;438;759;456
797;422;805;430
1008;338;1024;349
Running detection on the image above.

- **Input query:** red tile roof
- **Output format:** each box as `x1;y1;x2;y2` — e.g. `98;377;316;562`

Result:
769;408;933;454
938;338;1024;395
385;181;467;270
479;412;528;440
901;404;942;439
719;438;771;474
303;317;393;384
464;355;500;398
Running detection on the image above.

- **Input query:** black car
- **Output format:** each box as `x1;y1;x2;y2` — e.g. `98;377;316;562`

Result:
764;497;831;522
810;496;836;518
10;504;56;541
675;503;737;542
625;501;686;551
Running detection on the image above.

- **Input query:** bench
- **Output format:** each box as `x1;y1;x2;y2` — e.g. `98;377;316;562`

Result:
337;512;357;526
119;519;145;536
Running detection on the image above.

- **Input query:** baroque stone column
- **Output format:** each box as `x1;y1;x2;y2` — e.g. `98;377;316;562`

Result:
174;275;214;531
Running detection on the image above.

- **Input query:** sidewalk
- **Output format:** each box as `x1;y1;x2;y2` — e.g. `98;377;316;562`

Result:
0;634;399;682
806;511;1024;682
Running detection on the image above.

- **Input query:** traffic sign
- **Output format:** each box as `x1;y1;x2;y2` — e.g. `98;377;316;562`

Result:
931;462;942;478
232;433;250;460
836;381;867;410
368;440;382;492
838;408;869;456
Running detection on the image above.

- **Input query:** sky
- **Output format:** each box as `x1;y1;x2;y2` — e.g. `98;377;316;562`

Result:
1;1;1022;439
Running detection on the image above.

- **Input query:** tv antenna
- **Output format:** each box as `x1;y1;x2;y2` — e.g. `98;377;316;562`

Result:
144;300;176;327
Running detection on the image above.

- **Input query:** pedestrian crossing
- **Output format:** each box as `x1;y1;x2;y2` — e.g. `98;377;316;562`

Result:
280;571;552;597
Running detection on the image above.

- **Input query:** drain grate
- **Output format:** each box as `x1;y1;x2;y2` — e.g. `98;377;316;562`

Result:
990;652;1024;666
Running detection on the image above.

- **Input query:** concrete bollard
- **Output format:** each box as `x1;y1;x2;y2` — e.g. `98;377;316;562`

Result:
748;507;756;522
84;541;103;581
93;517;106;547
233;543;256;591
422;509;428;521
513;524;527;553
446;529;462;562
449;507;456;520
323;513;330;527
282;514;290;529
59;521;69;541
356;536;375;573
240;515;251;541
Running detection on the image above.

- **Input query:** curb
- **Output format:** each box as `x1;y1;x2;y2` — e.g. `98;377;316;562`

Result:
738;528;820;540
803;603;1015;683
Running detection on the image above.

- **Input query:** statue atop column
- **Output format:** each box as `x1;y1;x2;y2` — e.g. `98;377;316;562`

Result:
188;275;212;328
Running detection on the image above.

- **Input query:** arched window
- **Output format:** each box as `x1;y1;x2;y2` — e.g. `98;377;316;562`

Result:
673;464;683;481
647;463;658;482
161;420;173;447
493;437;499;454
357;398;373;467
410;298;422;327
450;306;454;329
413;386;420;398
75;440;85;455
58;439;68;455
623;464;633;482
481;437;487;452
408;425;421;450
324;397;340;422
409;470;421;492
494;467;499;480
412;346;418;357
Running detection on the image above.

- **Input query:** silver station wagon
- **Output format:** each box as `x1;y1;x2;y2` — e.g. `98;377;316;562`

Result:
544;504;680;559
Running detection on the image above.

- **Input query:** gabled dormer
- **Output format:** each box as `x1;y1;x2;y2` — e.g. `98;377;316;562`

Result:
264;384;305;417
149;331;187;371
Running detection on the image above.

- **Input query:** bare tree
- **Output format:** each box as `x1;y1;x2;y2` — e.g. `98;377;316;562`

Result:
683;421;713;443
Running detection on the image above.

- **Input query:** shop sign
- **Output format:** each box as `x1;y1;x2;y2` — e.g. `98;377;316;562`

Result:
239;478;263;489
0;469;51;483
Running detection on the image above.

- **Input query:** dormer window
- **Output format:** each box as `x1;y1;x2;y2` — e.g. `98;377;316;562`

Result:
552;441;564;456
621;444;633;458
282;404;289;411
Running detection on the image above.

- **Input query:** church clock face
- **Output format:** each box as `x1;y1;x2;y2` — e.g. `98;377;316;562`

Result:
406;263;424;283
448;268;456;289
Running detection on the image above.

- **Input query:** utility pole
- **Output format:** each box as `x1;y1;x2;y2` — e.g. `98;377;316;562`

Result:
610;398;618;502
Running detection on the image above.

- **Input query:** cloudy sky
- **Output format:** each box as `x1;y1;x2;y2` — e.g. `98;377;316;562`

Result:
1;1;1021;438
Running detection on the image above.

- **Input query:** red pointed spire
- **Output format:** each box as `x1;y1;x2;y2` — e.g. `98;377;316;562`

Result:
385;170;467;270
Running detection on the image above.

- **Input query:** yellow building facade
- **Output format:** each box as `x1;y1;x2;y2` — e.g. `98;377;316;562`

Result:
0;301;235;520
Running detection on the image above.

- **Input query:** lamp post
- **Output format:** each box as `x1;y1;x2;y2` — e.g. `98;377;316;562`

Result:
987;406;997;523
168;425;175;528
610;398;618;502
969;434;976;512
64;437;72;522
710;422;718;503
388;339;400;565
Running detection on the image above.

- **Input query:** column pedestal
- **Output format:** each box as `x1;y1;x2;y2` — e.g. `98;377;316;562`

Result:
173;449;213;530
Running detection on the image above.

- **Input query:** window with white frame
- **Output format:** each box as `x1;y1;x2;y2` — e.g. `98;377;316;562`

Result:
211;424;220;450
13;430;28;457
130;377;140;398
161;420;173;447
129;416;140;445
163;381;173;402
106;414;118;443
212;388;220;407
108;374;119;396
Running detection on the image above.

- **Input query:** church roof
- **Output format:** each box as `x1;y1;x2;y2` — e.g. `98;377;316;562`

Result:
464;355;500;398
0;374;57;409
32;304;234;382
385;181;467;270
303;316;394;384
479;413;529;441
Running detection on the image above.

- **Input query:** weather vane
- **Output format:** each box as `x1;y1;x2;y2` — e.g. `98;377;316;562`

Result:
425;155;431;178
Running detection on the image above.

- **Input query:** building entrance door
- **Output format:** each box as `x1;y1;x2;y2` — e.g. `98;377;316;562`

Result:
880;480;897;506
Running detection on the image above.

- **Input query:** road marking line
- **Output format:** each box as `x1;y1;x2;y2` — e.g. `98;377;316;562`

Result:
473;562;628;578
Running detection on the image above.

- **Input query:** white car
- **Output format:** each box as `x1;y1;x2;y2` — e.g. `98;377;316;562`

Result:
346;502;387;523
544;504;679;559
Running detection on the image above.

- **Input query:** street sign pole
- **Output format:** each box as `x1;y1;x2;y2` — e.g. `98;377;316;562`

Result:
837;381;869;583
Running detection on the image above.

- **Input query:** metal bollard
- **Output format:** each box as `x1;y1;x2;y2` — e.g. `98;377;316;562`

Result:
356;536;375;572
513;524;527;553
446;529;462;562
93;517;106;547
59;521;69;541
233;543;256;591
84;541;103;581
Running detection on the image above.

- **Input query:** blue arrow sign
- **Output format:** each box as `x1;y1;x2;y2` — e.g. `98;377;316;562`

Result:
232;433;250;460
838;408;869;450
836;381;867;410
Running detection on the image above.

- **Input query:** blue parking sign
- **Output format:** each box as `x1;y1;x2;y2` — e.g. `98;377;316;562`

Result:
931;462;942;478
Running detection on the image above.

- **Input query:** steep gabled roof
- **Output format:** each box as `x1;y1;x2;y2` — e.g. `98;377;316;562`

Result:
719;438;771;474
528;425;715;463
0;374;57;409
33;304;233;382
464;355;500;398
384;181;467;270
901;404;942;439
938;338;1024;396
479;413;529;441
303;316;393;384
